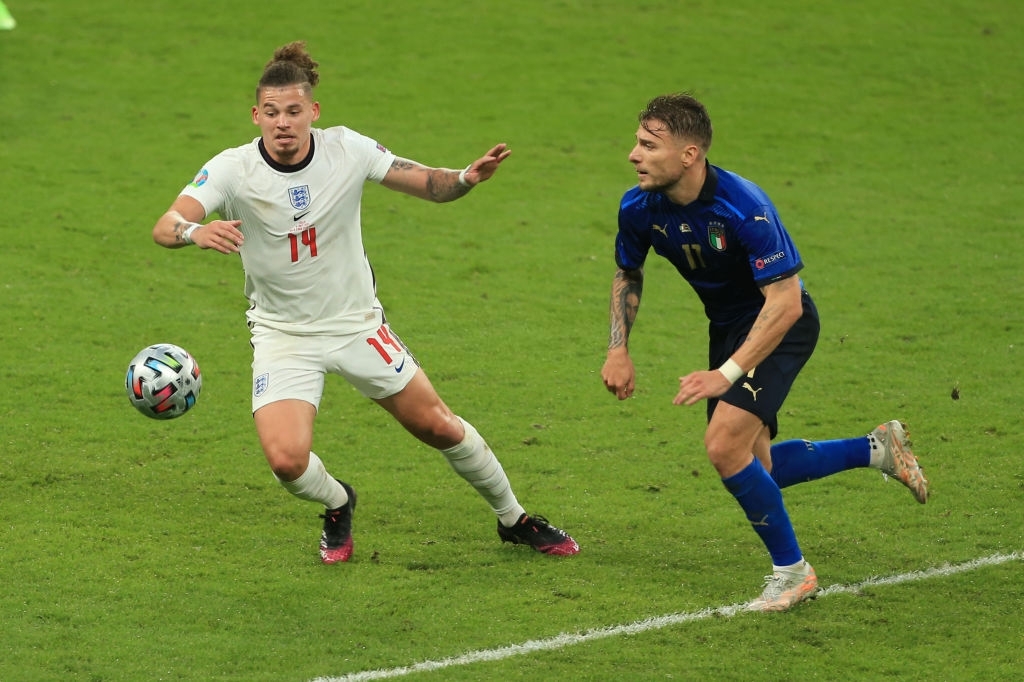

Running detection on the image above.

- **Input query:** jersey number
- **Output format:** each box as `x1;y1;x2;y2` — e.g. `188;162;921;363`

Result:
681;243;706;270
366;325;404;364
289;228;318;262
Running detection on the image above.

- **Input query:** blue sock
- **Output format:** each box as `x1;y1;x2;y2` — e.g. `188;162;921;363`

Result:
721;458;802;567
769;437;871;489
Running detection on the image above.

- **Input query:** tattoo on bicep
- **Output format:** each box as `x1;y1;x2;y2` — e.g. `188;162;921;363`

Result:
390;159;418;172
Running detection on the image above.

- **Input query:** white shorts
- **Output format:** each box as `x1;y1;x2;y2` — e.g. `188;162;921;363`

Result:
250;318;419;413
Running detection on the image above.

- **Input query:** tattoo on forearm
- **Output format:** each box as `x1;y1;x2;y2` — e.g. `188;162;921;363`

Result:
390;159;471;202
748;303;774;337
608;269;643;349
172;220;189;244
744;278;800;363
426;168;471;202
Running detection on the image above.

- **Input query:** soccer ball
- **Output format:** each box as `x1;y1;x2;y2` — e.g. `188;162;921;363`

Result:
125;343;202;420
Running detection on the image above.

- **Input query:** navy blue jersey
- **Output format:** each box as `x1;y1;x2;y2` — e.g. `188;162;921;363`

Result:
615;163;804;326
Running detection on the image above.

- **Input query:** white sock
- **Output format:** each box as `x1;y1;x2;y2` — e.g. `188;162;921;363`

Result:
276;452;348;509
442;417;525;526
867;433;885;468
773;558;807;574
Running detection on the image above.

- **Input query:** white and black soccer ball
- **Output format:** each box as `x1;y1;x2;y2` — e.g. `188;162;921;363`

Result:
125;343;202;420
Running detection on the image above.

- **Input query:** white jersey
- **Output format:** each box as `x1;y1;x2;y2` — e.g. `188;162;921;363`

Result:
181;126;396;334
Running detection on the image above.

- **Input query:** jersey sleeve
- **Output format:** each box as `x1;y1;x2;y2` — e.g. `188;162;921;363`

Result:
737;205;803;285
178;148;242;218
614;191;651;270
334;127;395;183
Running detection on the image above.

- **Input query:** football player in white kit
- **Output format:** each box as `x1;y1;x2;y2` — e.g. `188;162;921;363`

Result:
152;41;578;563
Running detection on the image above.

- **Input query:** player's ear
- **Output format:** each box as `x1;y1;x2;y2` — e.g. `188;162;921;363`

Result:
251;105;260;126
311;101;321;121
680;142;701;169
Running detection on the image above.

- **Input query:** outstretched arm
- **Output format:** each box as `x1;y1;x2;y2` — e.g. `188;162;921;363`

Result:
380;143;511;202
601;266;644;400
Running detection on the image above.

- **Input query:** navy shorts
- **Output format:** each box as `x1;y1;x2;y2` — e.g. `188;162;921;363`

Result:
706;290;820;438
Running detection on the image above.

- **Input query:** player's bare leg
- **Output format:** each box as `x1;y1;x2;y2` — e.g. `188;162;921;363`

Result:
255;399;354;562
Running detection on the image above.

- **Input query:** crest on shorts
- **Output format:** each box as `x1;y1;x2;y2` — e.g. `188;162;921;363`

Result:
254;373;269;398
708;221;727;251
288;185;311;210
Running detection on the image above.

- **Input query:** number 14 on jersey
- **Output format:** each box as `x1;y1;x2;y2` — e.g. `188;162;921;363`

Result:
289;227;317;262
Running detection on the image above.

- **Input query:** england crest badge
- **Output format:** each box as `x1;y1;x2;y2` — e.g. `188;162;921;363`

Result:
288;185;311;211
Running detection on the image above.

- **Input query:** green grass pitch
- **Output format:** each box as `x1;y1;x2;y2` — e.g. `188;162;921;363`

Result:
1;1;1021;679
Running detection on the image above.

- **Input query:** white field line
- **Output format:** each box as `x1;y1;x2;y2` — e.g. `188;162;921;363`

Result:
311;551;1023;682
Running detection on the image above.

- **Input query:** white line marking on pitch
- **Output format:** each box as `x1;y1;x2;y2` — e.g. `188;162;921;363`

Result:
311;551;1022;682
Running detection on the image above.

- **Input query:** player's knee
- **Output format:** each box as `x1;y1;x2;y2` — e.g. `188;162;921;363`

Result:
703;433;737;476
263;445;309;481
409;410;462;449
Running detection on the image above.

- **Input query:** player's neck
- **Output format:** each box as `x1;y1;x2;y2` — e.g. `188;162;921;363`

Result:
665;162;706;206
259;133;315;170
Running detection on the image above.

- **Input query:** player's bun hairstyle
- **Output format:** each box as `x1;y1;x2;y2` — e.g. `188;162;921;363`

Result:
256;41;320;101
639;92;713;153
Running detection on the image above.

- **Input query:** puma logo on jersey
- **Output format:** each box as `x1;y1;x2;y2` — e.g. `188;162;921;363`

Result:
742;382;762;401
652;224;668;237
754;212;770;223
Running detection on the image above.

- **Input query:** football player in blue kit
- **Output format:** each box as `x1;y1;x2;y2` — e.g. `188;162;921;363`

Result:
601;93;929;612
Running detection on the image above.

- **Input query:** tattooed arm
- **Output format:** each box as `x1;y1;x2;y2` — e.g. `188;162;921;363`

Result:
601;266;644;400
731;274;803;374
152;194;243;254
380;143;511;202
673;274;803;406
